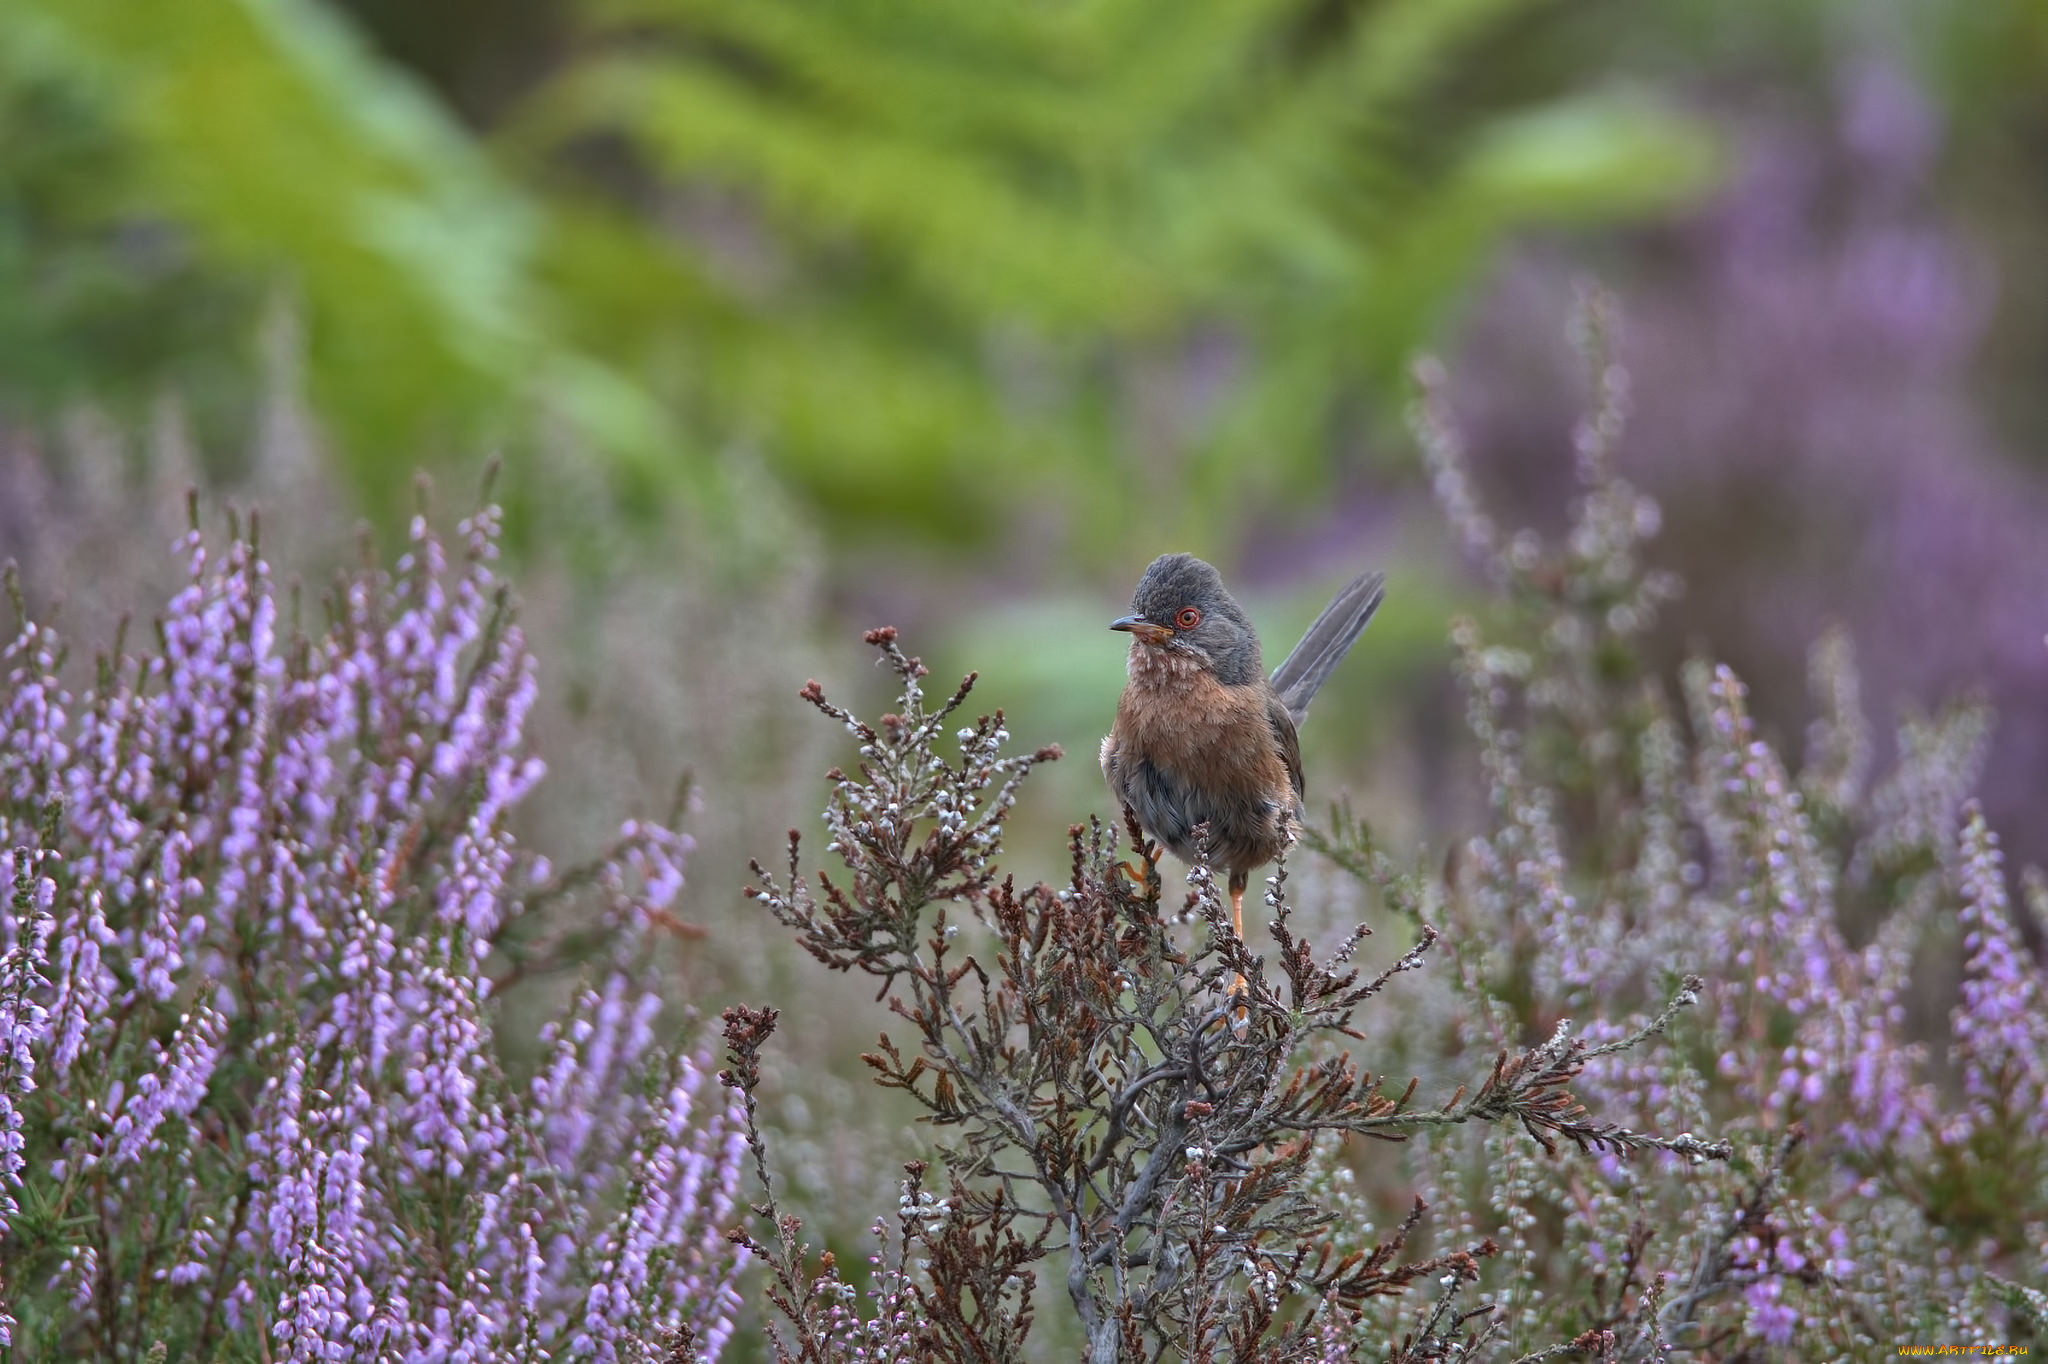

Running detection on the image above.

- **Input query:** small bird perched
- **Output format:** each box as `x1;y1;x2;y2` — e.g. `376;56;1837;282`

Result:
1100;553;1385;951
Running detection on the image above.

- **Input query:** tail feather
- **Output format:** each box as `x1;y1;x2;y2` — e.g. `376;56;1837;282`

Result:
1269;571;1385;724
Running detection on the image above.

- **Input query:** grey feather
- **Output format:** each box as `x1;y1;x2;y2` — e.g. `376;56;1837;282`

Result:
1268;571;1385;725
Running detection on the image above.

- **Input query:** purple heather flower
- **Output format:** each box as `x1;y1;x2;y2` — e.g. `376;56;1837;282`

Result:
47;1243;96;1313
0;508;742;1358
0;866;56;1232
45;887;115;1078
574;1042;750;1361
532;972;663;1185
0;621;68;814
108;1003;226;1167
1950;806;2048;1135
1744;1277;1799;1346
399;960;504;1180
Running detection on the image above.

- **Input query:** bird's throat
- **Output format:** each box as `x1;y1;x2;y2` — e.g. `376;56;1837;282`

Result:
1126;642;1206;688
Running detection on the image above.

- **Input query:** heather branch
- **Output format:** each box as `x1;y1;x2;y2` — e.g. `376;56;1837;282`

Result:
1294;979;1728;1161
1654;1125;1807;1354
718;1004;838;1364
1989;1274;2048;1335
743;626;1726;1363
1503;1334;1616;1363
1582;974;1704;1059
747;633;1060;990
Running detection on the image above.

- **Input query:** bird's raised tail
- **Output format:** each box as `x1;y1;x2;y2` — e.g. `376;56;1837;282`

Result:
1269;571;1385;725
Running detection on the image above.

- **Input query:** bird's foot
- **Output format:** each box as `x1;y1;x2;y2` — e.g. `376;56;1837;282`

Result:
1119;841;1163;890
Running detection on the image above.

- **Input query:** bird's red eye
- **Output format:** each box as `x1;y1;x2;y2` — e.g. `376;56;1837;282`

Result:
1175;607;1201;630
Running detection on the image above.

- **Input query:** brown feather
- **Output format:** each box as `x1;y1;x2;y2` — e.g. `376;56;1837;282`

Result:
1105;652;1297;878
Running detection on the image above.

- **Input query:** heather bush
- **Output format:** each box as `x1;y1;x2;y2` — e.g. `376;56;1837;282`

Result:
0;502;745;1359
718;295;2046;1360
727;633;1719;1363
1329;294;2045;1355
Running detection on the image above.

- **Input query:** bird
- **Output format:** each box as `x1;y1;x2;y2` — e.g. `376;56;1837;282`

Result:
1100;552;1385;958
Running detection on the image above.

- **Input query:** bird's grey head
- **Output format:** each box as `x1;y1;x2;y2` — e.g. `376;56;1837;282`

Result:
1110;553;1263;685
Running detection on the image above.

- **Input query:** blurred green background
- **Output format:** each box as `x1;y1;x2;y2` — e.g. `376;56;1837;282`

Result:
6;0;1733;538
5;0;2048;1239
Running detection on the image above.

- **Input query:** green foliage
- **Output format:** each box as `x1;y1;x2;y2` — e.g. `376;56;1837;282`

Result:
3;0;689;520
523;0;1719;545
0;27;260;439
1;0;1718;541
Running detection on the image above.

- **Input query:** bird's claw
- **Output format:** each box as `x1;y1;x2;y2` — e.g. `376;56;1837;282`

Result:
1225;973;1251;1033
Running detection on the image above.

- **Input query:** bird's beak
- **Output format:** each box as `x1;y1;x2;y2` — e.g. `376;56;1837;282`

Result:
1110;615;1174;645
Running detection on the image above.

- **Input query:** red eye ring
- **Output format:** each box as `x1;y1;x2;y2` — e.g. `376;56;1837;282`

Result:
1174;607;1201;630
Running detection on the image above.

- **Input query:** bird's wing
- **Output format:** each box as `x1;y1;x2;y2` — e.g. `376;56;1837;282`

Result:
1269;571;1384;725
1266;689;1305;802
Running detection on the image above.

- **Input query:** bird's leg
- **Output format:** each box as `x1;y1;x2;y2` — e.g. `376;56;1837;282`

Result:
1226;868;1250;1006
